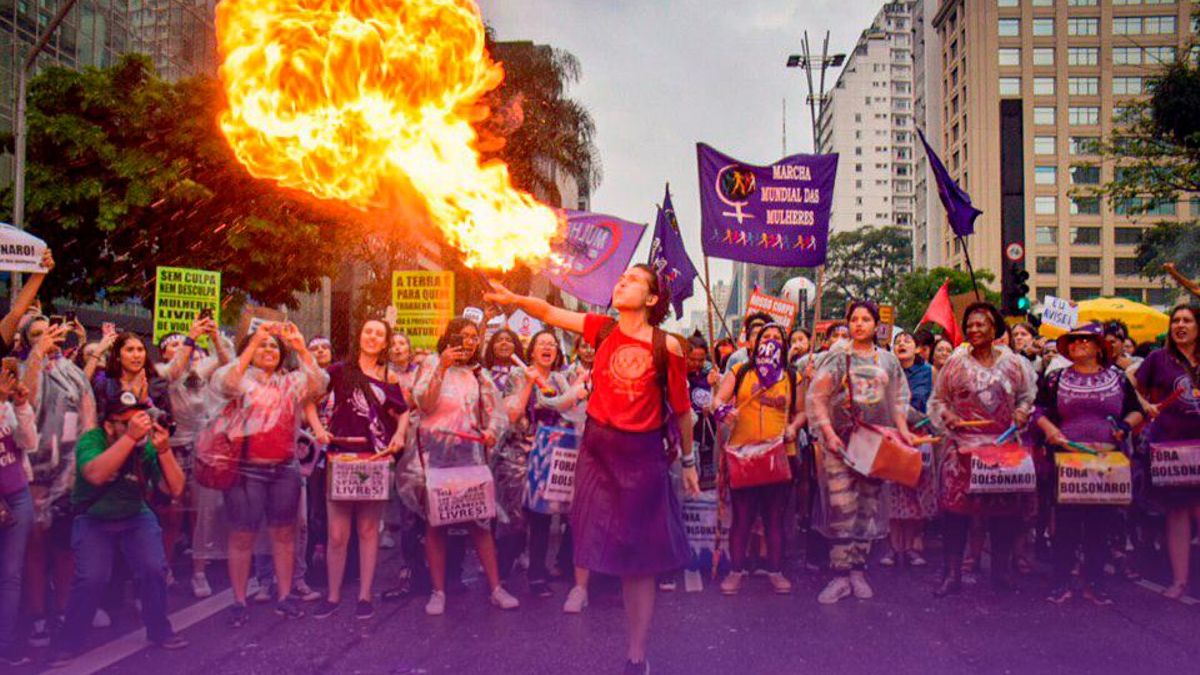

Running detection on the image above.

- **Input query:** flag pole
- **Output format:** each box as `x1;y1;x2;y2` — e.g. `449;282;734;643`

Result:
957;235;982;301
700;257;734;344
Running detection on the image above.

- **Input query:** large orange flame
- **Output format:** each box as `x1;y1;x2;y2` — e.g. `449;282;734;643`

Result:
214;0;560;270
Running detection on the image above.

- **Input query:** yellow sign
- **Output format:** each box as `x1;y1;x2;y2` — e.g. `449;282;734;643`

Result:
154;266;220;347
392;271;455;351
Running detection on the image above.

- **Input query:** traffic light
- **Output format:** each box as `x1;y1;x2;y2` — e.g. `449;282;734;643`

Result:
1004;263;1031;315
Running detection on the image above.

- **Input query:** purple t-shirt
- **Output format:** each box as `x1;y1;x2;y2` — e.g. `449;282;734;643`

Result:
1053;367;1129;445
1136;348;1200;443
326;362;408;452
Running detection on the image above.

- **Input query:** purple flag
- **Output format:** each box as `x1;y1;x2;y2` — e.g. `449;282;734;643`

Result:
917;127;981;238
649;185;699;320
544;210;647;308
697;143;837;268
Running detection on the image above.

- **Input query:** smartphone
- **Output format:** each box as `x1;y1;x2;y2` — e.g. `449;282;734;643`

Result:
447;334;464;350
1;357;18;378
64;311;77;324
198;307;213;321
48;315;64;328
102;322;116;336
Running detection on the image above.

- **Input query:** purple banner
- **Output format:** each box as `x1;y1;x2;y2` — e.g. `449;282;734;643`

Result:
697;143;837;268
649;185;699;320
544;210;647;308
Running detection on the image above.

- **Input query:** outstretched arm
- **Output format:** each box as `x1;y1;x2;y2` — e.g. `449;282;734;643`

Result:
1164;263;1200;299
484;281;586;335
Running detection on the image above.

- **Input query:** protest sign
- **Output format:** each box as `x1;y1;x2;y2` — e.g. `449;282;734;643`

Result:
527;426;578;514
967;446;1037;494
746;289;798;329
682;491;731;576
1056;452;1132;506
425;465;496;527
507;308;544;340
1041;295;1078;332
154;266;221;347
545;211;647;307
0;224;48;273
697;143;838;268
392;270;455;351
462;306;485;324
1150;442;1200;487
237;305;286;339
327;454;390;501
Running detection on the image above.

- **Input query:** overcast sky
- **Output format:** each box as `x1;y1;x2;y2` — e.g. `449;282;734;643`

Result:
476;0;882;325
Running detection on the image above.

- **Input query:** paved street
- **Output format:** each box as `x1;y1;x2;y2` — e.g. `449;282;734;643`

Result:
13;536;1199;675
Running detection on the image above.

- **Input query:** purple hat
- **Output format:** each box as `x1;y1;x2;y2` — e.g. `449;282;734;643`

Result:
1059;323;1110;365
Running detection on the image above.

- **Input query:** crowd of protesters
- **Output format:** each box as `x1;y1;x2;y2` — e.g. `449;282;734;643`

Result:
1;255;1198;675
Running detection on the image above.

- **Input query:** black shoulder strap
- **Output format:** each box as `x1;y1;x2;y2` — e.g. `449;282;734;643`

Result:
596;319;618;350
787;368;797;418
652;328;668;394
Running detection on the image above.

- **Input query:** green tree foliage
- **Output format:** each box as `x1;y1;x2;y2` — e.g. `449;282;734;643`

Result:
1091;56;1200;280
0;55;346;310
806;226;913;317
893;267;1000;330
480;39;601;207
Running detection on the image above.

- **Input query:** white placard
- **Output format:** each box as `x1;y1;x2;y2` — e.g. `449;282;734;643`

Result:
328;455;390;501
968;452;1037;494
544;445;578;503
1150;442;1200;487
1056;453;1132;505
507;309;544;339
0;223;47;273
462;306;485;324
1042;295;1078;331
425;465;496;526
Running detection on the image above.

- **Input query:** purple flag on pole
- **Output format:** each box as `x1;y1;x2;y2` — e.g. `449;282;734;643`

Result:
649;185;699;320
697;143;837;268
917;127;981;238
544;210;647;308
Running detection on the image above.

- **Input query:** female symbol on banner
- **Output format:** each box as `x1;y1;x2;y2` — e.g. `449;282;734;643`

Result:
716;165;757;224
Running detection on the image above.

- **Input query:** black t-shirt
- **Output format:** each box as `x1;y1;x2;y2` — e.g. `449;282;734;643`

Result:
326;362;408;452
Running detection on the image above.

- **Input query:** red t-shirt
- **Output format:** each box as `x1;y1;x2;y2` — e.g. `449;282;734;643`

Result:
582;314;690;432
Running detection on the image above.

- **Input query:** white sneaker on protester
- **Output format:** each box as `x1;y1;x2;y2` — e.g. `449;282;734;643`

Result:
92;609;112;628
252;581;274;604
192;573;213;599
490;586;520;610
849;573;874;599
562;586;589;614
425;591;446;616
817;577;852;605
291;581;322;602
767;573;793;595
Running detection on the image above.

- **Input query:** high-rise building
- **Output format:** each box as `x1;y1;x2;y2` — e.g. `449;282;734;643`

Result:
912;0;946;268
818;2;917;235
931;0;1197;307
129;0;218;82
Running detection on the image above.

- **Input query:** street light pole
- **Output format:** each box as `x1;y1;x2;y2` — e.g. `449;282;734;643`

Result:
786;30;845;329
11;0;82;299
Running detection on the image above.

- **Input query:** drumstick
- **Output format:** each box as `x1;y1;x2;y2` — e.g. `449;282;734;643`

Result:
995;424;1019;445
432;427;486;444
910;436;941;445
1066;441;1100;456
1133;388;1185;434
955;419;992;429
511;354;556;395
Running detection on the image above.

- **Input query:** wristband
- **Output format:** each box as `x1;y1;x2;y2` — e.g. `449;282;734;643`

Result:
680;453;697;469
184;337;198;349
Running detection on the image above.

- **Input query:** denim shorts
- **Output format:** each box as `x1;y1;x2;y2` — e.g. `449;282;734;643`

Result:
223;461;301;533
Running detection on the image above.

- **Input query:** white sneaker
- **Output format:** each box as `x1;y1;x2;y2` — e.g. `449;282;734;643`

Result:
490;586;520;610
291;581;322;602
425;590;446;616
817;577;852;605
252;581;274;604
719;571;746;596
562;586;589;614
91;608;112;628
849;573;874;599
767;572;793;595
192;573;213;599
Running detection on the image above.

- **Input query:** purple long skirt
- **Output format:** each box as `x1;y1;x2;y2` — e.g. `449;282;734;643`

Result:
570;420;690;577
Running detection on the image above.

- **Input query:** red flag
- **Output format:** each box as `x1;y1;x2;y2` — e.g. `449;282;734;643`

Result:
920;280;963;346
